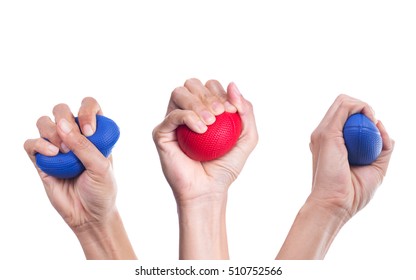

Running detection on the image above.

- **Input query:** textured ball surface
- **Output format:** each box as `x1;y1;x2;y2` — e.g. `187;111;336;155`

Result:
36;115;120;179
177;112;242;161
343;113;382;166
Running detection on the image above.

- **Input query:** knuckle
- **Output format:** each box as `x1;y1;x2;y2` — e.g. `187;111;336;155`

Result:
171;86;185;100
36;116;51;128
245;100;254;111
152;130;164;147
336;96;349;109
34;139;45;151
310;129;320;144
334;94;353;107
81;96;97;105
205;79;219;87
95;159;112;177
151;127;158;142
71;135;90;151
77;111;92;121
361;101;370;109
184;77;200;87
151;125;162;144
23;139;33;152
336;93;349;102
164;110;180;124
52;103;69;115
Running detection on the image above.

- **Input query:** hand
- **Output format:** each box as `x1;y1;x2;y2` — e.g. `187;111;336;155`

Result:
308;94;394;218
277;94;394;259
153;78;258;205
153;78;258;259
24;97;136;259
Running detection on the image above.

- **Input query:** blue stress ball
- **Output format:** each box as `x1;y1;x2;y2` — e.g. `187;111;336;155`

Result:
343;113;382;166
36;115;120;179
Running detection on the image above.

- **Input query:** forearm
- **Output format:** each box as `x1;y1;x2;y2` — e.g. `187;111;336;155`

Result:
276;197;349;260
73;209;137;260
177;196;229;260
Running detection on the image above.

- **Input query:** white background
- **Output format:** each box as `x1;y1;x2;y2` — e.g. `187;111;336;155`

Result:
1;0;415;279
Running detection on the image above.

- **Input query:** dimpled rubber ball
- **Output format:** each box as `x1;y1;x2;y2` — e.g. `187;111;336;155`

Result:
176;112;242;161
36;115;120;179
343;113;382;166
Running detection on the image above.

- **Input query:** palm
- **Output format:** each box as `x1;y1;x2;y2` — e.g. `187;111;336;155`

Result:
40;168;116;228
349;154;387;213
311;140;389;217
160;134;248;203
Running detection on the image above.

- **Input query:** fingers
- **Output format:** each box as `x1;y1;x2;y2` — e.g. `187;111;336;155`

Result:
227;82;255;129
56;118;109;174
169;85;216;125
164;78;246;136
23;138;59;176
24;138;60;178
24;138;60;159
35;98;103;155
27;97;108;178
166;78;237;127
51;103;79;152
163;110;207;134
160;79;258;146
320;94;376;132
52;103;78;129
78;97;103;137
310;94;381;176
206;80;237;113
36;116;64;152
373;120;395;175
226;82;258;152
184;78;227;115
377;121;394;152
152;109;208;148
311;94;377;152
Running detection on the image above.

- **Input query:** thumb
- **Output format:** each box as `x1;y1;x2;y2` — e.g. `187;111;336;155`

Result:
57;118;109;175
227;82;258;151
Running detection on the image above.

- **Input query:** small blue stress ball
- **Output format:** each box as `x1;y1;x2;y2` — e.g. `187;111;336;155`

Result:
343;113;382;166
36;115;120;179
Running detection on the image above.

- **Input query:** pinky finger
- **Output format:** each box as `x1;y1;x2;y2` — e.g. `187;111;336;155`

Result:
24;138;60;159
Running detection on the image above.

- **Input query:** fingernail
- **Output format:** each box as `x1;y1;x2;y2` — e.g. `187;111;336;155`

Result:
48;144;59;154
224;101;237;113
377;120;384;129
211;101;224;115
369;106;377;122
59;119;72;134
61;142;70;153
196;120;208;133
201;110;215;125
83;124;94;137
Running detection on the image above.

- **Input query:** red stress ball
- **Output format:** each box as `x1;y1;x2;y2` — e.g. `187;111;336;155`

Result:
176;112;242;161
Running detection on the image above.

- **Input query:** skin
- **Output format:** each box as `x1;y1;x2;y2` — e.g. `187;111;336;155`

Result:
24;97;136;260
152;78;258;259
276;94;395;260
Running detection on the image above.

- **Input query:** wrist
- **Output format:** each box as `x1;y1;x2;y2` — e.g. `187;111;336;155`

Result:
177;194;229;260
307;189;354;223
303;196;351;231
277;197;350;260
178;196;227;230
72;208;136;260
